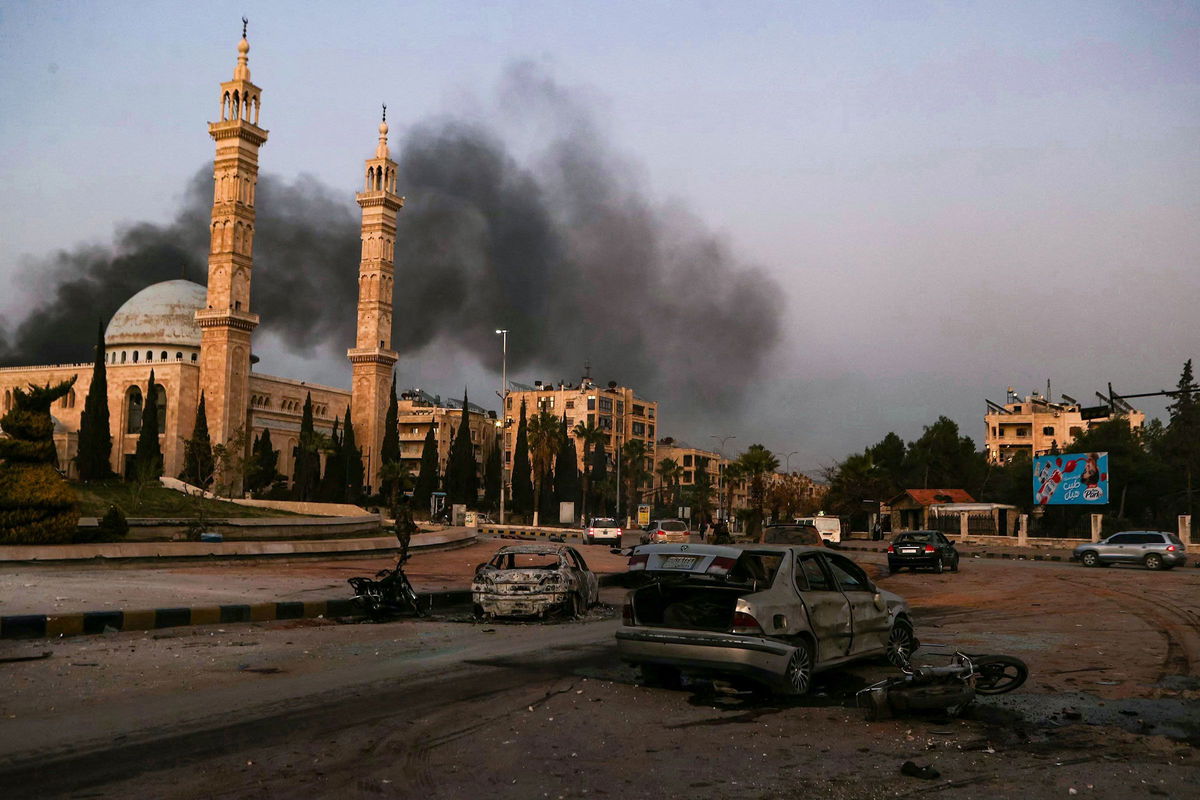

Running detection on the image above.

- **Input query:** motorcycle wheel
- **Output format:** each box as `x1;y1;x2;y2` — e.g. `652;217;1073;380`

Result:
972;654;1029;694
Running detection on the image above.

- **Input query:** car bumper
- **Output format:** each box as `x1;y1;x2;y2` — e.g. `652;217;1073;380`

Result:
615;627;794;689
888;555;944;568
586;533;621;544
472;589;569;617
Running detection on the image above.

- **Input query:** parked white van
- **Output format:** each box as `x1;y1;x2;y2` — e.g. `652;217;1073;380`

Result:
793;516;842;544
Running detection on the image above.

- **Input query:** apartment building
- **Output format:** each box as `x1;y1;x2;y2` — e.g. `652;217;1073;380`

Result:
502;377;659;477
984;387;1144;464
653;437;749;519
395;388;499;488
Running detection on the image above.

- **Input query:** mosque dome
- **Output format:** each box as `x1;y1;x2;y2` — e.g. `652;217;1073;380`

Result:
105;280;207;348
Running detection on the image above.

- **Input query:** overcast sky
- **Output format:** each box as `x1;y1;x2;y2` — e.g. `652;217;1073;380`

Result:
1;1;1197;471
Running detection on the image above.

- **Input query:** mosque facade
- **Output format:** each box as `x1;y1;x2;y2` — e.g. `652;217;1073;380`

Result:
0;30;431;493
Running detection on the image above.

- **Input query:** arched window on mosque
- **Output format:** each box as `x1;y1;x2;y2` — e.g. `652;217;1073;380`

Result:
161;351;168;361
191;353;198;363
3;389;10;412
176;352;183;361
131;352;138;363
126;386;143;434
146;351;153;362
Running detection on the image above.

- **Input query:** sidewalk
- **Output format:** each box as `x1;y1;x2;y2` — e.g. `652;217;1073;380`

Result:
0;538;632;640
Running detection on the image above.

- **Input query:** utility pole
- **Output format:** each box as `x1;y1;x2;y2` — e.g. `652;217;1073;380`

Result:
711;434;736;522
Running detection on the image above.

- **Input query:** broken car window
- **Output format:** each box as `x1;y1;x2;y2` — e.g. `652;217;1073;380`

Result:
826;556;869;592
797;555;832;591
489;553;563;570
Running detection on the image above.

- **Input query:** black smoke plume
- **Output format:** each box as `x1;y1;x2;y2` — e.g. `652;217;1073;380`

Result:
0;66;783;428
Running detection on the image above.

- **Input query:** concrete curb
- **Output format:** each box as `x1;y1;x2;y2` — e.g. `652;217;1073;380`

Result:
0;589;474;640
0;529;477;564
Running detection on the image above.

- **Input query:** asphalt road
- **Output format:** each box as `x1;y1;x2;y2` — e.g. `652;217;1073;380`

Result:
1;552;1197;799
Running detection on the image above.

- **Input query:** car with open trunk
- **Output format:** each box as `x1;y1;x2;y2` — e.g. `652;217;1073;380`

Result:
615;543;916;695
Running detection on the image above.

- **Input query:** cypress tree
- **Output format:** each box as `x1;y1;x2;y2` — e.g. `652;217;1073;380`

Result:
342;406;364;504
246;425;279;494
132;369;162;479
318;417;342;502
292;392;319;500
413;426;439;511
555;413;581;514
179;392;214;488
589;439;608;516
379;373;401;498
510;399;533;516
75;319;113;481
483;439;501;511
444;389;478;508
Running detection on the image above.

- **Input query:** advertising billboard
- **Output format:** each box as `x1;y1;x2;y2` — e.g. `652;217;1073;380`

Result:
1033;452;1108;506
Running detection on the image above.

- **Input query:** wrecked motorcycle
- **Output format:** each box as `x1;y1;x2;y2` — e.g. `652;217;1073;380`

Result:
348;554;428;620
858;648;1028;720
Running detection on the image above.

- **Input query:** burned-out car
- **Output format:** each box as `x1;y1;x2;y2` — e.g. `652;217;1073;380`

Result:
472;543;600;619
616;543;916;695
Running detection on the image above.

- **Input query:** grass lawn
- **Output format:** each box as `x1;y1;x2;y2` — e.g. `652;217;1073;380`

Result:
73;481;300;519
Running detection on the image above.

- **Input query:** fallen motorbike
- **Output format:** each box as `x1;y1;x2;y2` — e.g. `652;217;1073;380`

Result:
858;647;1028;720
347;553;428;620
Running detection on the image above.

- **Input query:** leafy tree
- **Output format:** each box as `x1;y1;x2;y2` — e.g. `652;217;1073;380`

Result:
685;455;715;522
132;369;163;480
528;409;560;523
620;438;651;518
413;426;439;513
573;419;605;521
656;457;682;514
291;392;320;501
866;432;905;495
179;392;214;489
342;405;364;505
722;461;745;524
379;373;402;500
0;378;80;543
444;390;478;508
901;416;987;494
1160;359;1200;521
75;320;113;481
483;440;501;512
510;400;533;517
735;444;779;538
555;414;581;518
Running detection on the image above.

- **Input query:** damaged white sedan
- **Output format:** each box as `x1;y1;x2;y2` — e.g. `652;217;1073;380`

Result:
472;543;600;620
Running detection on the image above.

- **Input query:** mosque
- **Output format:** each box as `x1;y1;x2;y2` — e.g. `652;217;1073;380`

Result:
0;28;406;492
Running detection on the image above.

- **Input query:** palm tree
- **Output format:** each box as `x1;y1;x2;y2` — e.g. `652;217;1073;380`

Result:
722;460;745;530
736;444;781;538
621;439;651;519
656;457;682;512
527;410;561;525
573;419;605;522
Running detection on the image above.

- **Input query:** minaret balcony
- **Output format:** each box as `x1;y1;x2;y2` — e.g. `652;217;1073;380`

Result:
196;307;260;332
347;347;398;366
355;191;405;210
208;120;269;145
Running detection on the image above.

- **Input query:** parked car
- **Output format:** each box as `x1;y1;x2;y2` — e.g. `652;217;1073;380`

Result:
760;524;824;546
792;516;843;544
887;530;960;573
615;543;917;695
585;517;623;545
641;519;691;544
1073;531;1187;570
472;543;600;619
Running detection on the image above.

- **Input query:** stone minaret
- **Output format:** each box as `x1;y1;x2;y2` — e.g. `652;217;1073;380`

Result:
196;21;268;474
348;108;403;491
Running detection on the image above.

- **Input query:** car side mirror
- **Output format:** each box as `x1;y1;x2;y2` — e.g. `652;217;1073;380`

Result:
873;591;886;611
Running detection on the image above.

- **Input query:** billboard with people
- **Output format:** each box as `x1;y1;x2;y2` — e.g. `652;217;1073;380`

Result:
1033;452;1108;506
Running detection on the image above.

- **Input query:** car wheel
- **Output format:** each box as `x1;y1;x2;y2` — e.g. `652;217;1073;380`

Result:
782;641;814;696
1080;551;1101;568
568;592;584;619
472;603;485;620
934;557;944;574
886;619;917;668
1144;553;1164;571
639;663;682;690
950;556;960;573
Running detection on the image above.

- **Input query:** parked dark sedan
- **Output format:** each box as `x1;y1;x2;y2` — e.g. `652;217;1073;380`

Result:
887;530;960;573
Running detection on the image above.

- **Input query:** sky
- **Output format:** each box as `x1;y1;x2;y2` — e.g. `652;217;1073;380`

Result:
1;1;1197;472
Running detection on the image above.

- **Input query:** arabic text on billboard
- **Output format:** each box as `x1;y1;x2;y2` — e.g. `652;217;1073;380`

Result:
1032;452;1108;506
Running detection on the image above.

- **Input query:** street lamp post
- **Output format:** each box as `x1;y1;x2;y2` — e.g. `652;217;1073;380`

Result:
495;329;508;524
784;450;798;475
